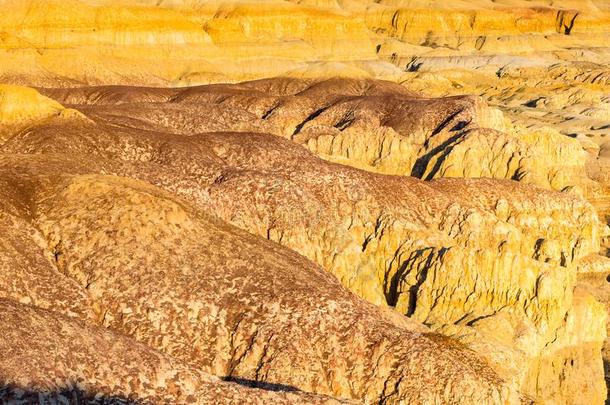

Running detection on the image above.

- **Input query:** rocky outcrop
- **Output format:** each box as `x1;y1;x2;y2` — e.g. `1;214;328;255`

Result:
1;1;610;401
371;2;610;238
39;77;587;195
0;298;345;404
0;156;520;404
1;82;605;403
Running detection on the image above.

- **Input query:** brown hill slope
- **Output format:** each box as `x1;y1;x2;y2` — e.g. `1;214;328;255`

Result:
0;157;519;403
0;81;606;403
0;299;347;404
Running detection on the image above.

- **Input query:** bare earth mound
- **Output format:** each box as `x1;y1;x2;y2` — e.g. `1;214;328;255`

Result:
0;79;604;403
1;1;610;404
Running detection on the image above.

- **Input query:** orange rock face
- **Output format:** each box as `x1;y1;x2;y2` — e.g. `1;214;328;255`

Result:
0;134;518;403
1;1;610;404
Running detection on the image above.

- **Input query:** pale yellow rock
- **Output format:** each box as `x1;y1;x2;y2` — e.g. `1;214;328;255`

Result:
0;0;387;86
0;85;63;141
0;84;89;144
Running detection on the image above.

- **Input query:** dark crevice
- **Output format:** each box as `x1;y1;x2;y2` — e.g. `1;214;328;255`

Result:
406;248;446;317
53;249;61;265
431;109;464;137
292;106;330;137
384;247;443;317
565;12;579;35
334;111;355;131
221;377;300;393
391;11;399;29
524;97;544;108
410;131;466;179
556;11;579;35
261;103;280;120
405;57;423;72
465;312;495;327
362;235;374;252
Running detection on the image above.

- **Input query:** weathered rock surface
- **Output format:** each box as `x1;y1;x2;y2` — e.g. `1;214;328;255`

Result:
0;155;520;404
0;298;346;404
36;77;587;194
2;1;610;403
0;82;606;403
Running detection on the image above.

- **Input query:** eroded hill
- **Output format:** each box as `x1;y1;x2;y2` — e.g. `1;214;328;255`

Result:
0;79;605;403
1;1;610;404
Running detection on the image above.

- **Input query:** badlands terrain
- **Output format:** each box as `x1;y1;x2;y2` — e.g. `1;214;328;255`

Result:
1;0;610;404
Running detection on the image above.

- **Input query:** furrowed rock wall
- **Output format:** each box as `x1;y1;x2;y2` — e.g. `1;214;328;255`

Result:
0;0;385;86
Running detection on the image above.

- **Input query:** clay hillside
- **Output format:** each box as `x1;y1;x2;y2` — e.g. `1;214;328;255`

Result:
1;1;610;404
